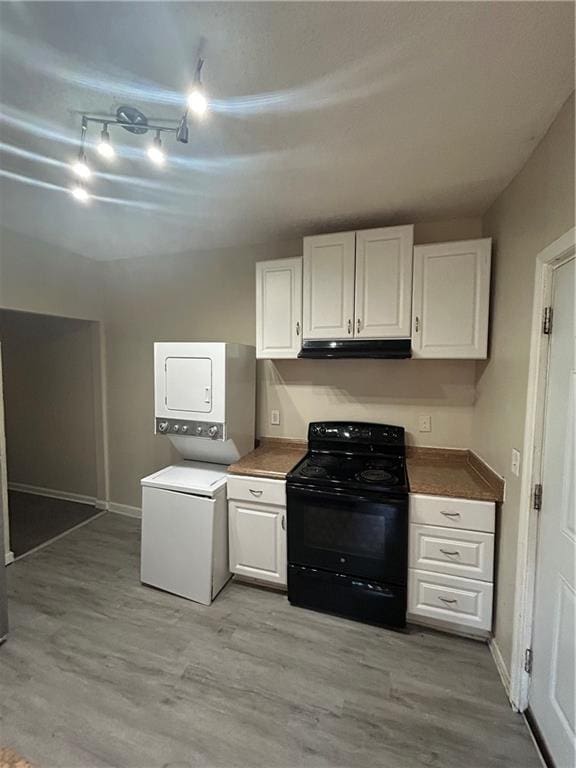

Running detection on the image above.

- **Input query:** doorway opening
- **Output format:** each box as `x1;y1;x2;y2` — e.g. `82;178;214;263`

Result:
0;309;108;560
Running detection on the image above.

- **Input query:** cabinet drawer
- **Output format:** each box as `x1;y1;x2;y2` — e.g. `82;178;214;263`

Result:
227;475;286;506
408;569;493;631
410;494;495;533
409;524;494;582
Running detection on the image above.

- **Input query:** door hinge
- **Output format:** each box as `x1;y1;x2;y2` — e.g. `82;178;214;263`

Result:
533;483;543;511
524;648;533;675
543;306;553;335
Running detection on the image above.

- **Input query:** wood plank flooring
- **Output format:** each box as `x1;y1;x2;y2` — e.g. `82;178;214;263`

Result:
1;514;539;768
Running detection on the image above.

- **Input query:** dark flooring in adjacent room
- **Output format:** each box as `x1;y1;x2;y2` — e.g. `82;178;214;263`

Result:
1;513;540;768
8;490;101;557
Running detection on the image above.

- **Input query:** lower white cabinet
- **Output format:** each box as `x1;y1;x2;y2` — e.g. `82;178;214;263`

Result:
408;493;496;636
227;476;287;587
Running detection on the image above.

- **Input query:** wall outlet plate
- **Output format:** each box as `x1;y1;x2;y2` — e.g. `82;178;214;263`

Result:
418;414;432;433
511;448;521;477
270;409;280;426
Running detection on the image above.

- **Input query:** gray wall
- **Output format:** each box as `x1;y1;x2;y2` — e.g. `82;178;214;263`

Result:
472;92;575;671
0;310;98;498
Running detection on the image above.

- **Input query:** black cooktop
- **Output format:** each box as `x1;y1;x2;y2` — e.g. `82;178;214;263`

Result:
289;450;408;493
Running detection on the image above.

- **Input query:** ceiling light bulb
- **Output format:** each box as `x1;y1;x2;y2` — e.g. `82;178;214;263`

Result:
147;132;165;166
71;184;90;203
97;125;115;159
72;152;91;179
187;87;208;116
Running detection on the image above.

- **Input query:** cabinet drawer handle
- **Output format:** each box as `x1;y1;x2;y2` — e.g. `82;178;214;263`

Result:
281;514;285;531
249;489;263;496
440;549;460;557
439;597;458;605
347;318;352;334
440;511;461;518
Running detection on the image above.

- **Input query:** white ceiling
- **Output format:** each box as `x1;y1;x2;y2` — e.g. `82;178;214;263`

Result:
0;2;574;261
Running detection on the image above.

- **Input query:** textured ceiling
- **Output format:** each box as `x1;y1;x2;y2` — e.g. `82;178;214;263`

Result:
0;2;574;260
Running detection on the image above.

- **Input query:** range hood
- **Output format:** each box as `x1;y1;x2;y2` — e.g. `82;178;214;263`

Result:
298;339;412;359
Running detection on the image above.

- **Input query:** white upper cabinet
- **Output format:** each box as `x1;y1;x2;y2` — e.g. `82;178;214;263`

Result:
256;257;302;359
354;226;414;338
303;232;356;339
412;239;491;359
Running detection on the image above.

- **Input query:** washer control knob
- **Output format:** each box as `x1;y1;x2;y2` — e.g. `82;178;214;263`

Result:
208;425;218;439
158;421;169;433
181;425;188;433
196;426;203;435
172;424;180;432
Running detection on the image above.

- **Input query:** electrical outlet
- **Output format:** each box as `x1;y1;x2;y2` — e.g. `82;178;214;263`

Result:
418;414;432;433
511;449;521;477
270;409;280;426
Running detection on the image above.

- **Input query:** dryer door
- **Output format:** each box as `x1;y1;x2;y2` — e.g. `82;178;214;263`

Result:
165;356;212;414
155;343;225;423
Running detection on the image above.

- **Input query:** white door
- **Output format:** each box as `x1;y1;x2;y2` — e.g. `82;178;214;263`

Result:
303;232;355;339
354;226;414;338
412;239;491;358
141;486;215;605
256;257;302;359
228;499;286;586
165;357;212;413
529;257;575;767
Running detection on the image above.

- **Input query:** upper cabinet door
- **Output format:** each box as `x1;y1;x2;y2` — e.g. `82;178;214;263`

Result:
303;232;356;339
354;226;414;338
256;258;302;359
412;239;492;359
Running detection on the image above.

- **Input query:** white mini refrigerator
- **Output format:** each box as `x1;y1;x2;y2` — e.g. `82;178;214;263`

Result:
141;463;230;605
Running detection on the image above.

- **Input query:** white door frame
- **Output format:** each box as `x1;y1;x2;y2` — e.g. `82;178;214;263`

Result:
510;226;576;711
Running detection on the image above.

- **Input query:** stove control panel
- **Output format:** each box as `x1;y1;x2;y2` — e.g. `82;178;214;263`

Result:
155;418;224;440
309;422;404;445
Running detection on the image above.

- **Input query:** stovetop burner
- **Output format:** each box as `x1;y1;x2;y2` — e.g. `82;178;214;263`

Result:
356;469;397;484
300;464;330;478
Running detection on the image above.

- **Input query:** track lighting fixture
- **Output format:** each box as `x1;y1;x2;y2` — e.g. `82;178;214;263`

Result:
72;150;91;179
70;183;90;203
97;124;115;159
176;113;189;144
147;131;165;166
187;58;208;117
68;53;208;201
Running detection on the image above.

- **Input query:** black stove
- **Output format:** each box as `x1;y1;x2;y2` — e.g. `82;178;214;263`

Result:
286;421;409;630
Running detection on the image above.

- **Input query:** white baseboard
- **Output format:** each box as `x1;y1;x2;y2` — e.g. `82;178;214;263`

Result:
489;637;513;706
4;550;14;565
7;482;141;520
108;502;142;519
8;482;102;509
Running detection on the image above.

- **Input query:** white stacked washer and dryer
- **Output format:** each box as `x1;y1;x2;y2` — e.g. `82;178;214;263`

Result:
140;342;255;605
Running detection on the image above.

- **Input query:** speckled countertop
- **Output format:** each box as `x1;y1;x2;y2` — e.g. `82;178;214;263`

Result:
227;438;307;479
228;441;504;502
406;447;504;502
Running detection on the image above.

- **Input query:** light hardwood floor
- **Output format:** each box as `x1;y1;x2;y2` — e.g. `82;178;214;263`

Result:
1;513;539;768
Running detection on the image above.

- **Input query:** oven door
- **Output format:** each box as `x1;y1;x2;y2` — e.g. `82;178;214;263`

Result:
287;485;408;586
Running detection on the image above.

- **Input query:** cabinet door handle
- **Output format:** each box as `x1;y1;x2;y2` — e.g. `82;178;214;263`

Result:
415;316;420;333
281;514;285;530
296;321;300;336
249;489;263;497
440;511;461;518
347;319;352;334
439;597;458;605
440;549;460;557
356;318;361;334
